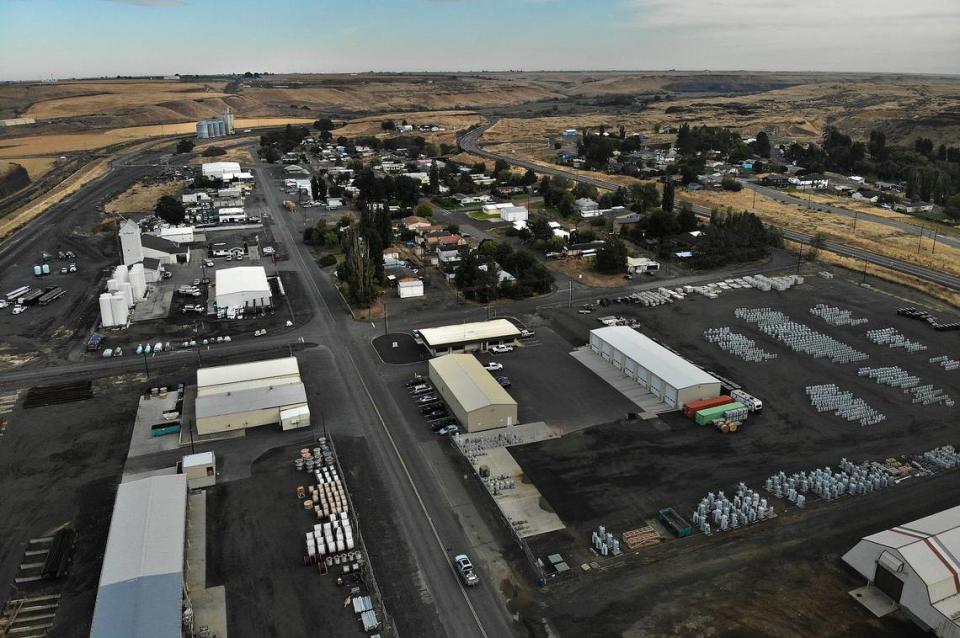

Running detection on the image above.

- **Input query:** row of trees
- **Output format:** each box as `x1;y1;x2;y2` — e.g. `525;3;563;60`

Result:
336;207;393;305
690;211;782;269
259;124;311;162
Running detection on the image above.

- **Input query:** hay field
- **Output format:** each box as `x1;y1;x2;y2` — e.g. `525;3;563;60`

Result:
0;117;315;159
23;81;230;119
335;111;482;138
187;144;254;166
104;179;187;216
2;157;58;180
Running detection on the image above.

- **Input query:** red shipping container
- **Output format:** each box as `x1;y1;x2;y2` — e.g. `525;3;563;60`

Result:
683;395;732;419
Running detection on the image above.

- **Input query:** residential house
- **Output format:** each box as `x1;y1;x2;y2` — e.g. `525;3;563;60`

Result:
452;193;492;206
574;198;600;216
789;174;829;190
627;257;660;274
397;278;424;299
614;212;642;234
894;202;935;214
383;248;400;266
761;174;791;188
402;216;432;232
499;206;528;223
852;190;882;203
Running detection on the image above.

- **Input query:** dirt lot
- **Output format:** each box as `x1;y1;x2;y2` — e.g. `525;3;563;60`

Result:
499;274;959;636
104;178;187;215
0;373;140;636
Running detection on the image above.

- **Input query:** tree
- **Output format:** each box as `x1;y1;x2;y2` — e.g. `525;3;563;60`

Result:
201;146;226;157
311;175;326;201
629;183;660;212
313;118;335;131
471;162;487;174
661;180;675;213
944;193;960;222
594;237;628;274
494;159;510;174
263;147;281;163
429;163;439;194
755;131;771;158
175;139;194;154
529;217;553;242
339;227;378;305
807;231;827;260
155;195;185;225
521;168;537;186
677;203;698;232
720;176;743;192
415;202;433;218
645;208;679;241
381;120;395;131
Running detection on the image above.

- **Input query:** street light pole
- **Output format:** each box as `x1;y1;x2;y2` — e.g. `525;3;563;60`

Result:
142;351;150;378
796;239;804;274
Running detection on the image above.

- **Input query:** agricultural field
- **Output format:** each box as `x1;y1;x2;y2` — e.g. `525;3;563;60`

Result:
103;179;187;216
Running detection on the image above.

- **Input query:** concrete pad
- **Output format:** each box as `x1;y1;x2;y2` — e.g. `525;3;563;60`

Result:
570;347;671;415
187;492;229;637
131;285;173;321
457;420;559;449
480;446;565;538
849;585;898;617
128;390;183;459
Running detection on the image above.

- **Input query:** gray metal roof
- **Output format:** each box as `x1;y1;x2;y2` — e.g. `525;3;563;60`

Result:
591;326;720;390
429;354;517;412
90;474;186;638
195;382;307;418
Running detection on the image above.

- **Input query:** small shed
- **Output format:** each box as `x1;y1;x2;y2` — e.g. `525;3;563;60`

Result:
183;451;216;489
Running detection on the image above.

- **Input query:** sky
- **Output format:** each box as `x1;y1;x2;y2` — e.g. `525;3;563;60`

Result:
1;0;959;80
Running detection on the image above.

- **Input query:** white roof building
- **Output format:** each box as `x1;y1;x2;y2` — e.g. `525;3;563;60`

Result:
589;326;721;408
90;474;187;638
202;161;242;181
499;206;529;223
398;278;424;299
215;266;271;310
418;319;520;355
843;505;960;636
428;354;517;432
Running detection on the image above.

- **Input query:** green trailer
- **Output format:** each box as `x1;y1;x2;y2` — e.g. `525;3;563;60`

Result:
695;402;746;426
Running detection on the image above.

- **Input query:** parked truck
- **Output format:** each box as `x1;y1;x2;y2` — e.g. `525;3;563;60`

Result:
283;200;297;211
730;389;763;412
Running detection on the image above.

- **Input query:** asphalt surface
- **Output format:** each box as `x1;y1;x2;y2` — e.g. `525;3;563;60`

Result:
458;120;960;292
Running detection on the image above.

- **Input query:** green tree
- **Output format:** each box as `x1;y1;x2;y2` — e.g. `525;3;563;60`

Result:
629;183;660;212
677;203;698;232
155;195;185;225
313;118;335;131
754;132;771;158
263;147;281;163
521;169;538;186
415;202;433;218
721;176;743;192
594;237;628;274
201;146;226;157
311;175;327;201
175;139;194;154
529;216;553;242
661;180;675;213
429;163;439;194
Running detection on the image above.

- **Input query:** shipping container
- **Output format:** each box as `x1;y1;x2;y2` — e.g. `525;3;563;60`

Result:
683;395;732;419
38;287;65;306
695;401;746;426
658;507;692;538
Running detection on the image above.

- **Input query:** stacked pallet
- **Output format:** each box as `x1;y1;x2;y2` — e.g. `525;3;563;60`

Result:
621;526;662;550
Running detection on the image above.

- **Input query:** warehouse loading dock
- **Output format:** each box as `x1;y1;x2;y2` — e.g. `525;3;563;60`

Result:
428;354;518;433
587;326;721;409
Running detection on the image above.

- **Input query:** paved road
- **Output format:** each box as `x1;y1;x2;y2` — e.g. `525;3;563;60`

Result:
459;120;960;292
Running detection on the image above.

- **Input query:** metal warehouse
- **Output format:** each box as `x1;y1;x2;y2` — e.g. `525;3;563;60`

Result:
428;354;518;432
90;474;187;638
418;319;520;355
215;266;272;311
589;326;721;409
195;357;310;435
843;505;960;637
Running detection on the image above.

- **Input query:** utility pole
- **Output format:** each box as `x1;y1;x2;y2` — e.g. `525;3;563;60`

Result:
852;210;859;234
861;258;868;283
142;351;150;378
932;228;939;254
796;239;804;273
384;298;389;335
917;225;923;255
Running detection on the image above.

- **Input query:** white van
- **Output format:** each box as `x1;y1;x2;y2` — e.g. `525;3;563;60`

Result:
731;389;762;412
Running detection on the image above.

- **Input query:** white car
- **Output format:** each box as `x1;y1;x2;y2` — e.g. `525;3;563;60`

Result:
454;555;479;586
520;329;534;339
489;345;514;354
262;246;275;255
12;305;25;315
483;362;503;371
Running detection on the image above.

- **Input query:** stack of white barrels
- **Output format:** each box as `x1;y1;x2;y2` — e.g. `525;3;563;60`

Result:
309;466;348;519
306;511;355;560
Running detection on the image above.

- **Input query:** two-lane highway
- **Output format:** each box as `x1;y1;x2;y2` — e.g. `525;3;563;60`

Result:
459;120;960;292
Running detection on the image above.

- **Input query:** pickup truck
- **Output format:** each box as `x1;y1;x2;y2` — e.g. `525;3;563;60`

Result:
454;555;479;586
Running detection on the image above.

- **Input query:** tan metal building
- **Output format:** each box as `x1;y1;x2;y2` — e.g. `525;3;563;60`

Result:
195;357;310;435
418;319;520;356
428;354;517;433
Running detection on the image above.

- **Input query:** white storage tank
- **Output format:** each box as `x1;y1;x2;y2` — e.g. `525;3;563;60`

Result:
119;281;133;307
107;278;119;293
110;293;128;325
42;264;50;275
114;265;128;285
129;263;146;299
99;293;115;327
197;121;209;139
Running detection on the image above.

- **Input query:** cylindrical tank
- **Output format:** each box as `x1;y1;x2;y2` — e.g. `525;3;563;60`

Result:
99;293;115;327
129;263;146;299
33;265;42;276
215;119;226;137
114;265;128;285
196;121;209;139
107;278;119;293
42;264;50;275
120;281;133;307
111;293;127;325
223;108;235;135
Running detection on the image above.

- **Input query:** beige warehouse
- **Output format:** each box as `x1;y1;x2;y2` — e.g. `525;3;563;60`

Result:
428;354;518;433
194;357;310;436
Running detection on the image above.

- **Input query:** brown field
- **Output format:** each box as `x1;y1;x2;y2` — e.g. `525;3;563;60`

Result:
682;188;960;278
188;139;255;166
104;179;188;216
548;257;627;287
23;81;230;119
0;117;315;159
334;110;483;146
2;157;58;180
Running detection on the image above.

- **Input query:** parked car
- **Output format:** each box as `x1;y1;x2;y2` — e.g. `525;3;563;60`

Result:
431;418;457;430
495;376;511;388
162;271;173;279
68;263;77;273
410;384;433;395
12;305;25;315
416;394;438;404
455;554;479;586
437;425;459;436
204;260;215;267
482;362;503;371
405;376;425;387
60;267;68;274
520;329;535;339
489;345;514;354
262;246;276;255
421;404;445;415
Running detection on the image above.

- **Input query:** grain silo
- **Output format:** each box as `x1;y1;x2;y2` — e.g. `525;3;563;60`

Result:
196;120;210;139
99;293;115;327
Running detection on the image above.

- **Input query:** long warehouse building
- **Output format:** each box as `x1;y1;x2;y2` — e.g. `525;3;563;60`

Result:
843;505;960;637
418;318;520;356
428;354;518;432
90;474;187;638
195;357;310;435
589;326;721;409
